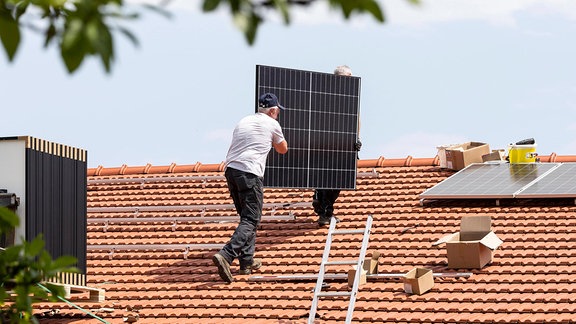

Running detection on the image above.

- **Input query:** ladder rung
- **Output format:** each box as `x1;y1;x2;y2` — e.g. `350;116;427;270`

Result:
332;229;365;235
317;291;352;298
325;260;358;266
308;215;374;324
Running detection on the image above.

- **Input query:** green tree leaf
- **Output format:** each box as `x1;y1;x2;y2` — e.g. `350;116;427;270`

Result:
234;11;261;45
142;3;172;18
360;0;384;22
61;17;87;72
272;0;289;24
43;23;57;48
329;0;384;21
40;282;66;302
203;0;222;12
26;235;46;257
116;25;140;47
0;11;21;61
49;255;79;272
0;207;20;233
94;21;114;72
1;207;78;322
0;0;417;74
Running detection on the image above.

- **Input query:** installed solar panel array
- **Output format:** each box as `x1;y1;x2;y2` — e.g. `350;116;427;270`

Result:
420;162;576;201
517;163;576;198
256;65;361;189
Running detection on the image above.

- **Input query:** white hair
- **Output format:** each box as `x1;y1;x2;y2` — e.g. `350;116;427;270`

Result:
334;65;352;76
258;107;276;114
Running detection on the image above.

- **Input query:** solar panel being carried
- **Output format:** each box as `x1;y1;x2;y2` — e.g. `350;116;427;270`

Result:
256;65;361;189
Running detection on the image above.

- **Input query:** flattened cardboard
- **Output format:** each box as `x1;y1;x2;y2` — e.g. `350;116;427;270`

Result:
482;150;505;162
403;268;434;295
432;232;459;246
479;231;504;250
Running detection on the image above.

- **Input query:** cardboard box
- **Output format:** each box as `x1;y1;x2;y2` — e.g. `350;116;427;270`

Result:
403;268;434;295
436;144;459;168
433;215;503;269
445;142;490;170
363;251;380;275
363;258;378;275
482;149;505;162
347;265;367;288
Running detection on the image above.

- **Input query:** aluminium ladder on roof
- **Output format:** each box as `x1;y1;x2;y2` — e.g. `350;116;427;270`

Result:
308;214;373;324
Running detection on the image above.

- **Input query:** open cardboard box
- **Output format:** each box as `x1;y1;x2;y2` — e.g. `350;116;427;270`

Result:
433;215;503;269
403;268;434;295
348;251;381;287
444;142;490;170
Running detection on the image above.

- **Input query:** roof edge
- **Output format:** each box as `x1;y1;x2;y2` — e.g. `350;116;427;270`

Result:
87;154;575;176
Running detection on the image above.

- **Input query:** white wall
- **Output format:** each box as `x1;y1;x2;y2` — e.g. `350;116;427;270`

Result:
0;139;27;244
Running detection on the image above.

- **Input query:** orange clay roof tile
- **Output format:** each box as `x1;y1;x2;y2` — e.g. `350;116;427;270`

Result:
33;154;576;323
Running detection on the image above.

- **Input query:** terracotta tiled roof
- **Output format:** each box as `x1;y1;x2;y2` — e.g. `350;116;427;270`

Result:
35;154;576;323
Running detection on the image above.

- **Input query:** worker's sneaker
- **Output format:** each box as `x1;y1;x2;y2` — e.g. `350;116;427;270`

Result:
239;259;262;275
317;216;330;226
318;216;340;226
212;253;233;283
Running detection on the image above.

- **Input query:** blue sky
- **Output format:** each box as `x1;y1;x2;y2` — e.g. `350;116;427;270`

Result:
2;0;576;168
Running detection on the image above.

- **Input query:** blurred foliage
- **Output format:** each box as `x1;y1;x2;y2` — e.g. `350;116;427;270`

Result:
202;0;389;44
0;0;419;73
0;207;78;323
0;0;142;73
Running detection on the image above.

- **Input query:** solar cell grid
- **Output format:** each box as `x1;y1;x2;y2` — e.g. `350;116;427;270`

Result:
516;163;576;197
419;163;560;199
256;65;360;189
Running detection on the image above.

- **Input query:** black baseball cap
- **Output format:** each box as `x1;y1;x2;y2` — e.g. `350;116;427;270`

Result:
258;93;285;110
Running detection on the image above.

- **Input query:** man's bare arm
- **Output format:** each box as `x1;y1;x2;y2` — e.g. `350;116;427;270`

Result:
274;140;288;154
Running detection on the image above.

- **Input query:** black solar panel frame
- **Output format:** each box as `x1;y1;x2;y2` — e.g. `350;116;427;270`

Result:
256;65;361;189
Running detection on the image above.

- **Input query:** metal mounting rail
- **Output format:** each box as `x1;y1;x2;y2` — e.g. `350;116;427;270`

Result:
87;215;295;223
356;169;380;178
87;244;222;250
324;260;358;266
317;291;351;297
87;204;235;213
87;214;296;232
249;272;473;282
333;229;365;235
87;201;312;214
86;243;223;260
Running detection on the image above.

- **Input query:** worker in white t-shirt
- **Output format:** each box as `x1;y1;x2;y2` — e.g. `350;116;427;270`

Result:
213;92;288;283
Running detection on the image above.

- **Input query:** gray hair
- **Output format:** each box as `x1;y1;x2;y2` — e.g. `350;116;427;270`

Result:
334;65;352;76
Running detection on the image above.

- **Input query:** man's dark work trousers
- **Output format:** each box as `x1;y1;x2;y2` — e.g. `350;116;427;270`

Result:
219;167;263;268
